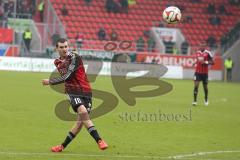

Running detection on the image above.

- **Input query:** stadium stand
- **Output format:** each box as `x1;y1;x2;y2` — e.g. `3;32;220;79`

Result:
0;0;36;57
0;0;239;56
49;0;240;53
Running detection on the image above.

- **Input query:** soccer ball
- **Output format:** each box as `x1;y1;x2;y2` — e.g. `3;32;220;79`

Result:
162;6;181;24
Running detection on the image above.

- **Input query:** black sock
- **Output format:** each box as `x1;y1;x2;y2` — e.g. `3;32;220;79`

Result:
194;87;198;102
203;86;208;101
88;126;101;143
62;132;75;148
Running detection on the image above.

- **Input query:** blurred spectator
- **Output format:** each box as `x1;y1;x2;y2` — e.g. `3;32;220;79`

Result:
4;1;13;17
84;0;92;6
97;27;106;40
181;41;189;55
207;3;215;14
51;32;60;46
75;32;84;49
16;1;24;18
220;34;229;47
1;11;8;28
218;4;227;15
5;0;32;18
228;26;240;44
143;29;150;38
105;0;112;12
28;0;36;15
115;53;131;63
224;57;233;82
184;15;193;23
23;28;32;51
221;22;240;52
136;36;145;52
176;4;185;12
61;4;68;16
38;0;44;22
120;0;128;13
191;0;201;3
165;3;171;8
206;35;217;49
110;29;118;41
0;4;4;19
163;41;174;54
172;44;178;55
128;0;136;6
105;0;120;13
229;0;240;5
158;21;166;27
153;21;165;27
147;36;156;52
209;15;221;25
234;21;240;29
232;22;240;36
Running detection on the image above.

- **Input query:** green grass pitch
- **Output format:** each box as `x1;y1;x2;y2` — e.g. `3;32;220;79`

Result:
0;71;240;160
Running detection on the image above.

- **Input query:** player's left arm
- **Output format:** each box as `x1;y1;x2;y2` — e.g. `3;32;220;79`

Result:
49;53;80;85
192;53;197;67
204;50;214;65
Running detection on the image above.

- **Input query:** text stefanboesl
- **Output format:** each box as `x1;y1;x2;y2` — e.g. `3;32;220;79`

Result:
119;109;192;122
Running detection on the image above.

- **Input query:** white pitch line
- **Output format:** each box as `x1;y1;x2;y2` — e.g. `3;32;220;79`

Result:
0;150;239;159
0;151;164;159
168;150;240;159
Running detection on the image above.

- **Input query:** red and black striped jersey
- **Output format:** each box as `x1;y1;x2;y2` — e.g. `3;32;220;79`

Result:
194;50;213;74
49;51;92;96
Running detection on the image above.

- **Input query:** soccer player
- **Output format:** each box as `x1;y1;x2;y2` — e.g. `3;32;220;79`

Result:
192;44;214;106
42;38;108;152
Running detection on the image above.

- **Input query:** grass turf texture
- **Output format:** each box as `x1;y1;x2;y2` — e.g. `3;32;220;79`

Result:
0;71;239;160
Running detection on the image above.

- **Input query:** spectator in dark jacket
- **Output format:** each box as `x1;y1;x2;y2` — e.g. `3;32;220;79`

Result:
181;41;189;54
75;32;84;49
105;0;120;13
147;37;156;52
191;0;201;3
219;4;227;15
207;3;215;14
110;29;118;41
206;35;217;49
209;15;221;25
61;4;68;15
120;0;128;13
136;36;145;52
97;27;106;40
84;0;92;6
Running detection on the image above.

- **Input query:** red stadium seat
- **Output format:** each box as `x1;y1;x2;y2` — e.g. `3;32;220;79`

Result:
49;0;239;52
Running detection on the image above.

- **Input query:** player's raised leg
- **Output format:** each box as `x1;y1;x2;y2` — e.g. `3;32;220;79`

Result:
77;105;108;150
51;117;84;152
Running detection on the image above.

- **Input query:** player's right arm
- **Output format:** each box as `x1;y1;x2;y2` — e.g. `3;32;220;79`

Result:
49;53;80;85
42;79;50;85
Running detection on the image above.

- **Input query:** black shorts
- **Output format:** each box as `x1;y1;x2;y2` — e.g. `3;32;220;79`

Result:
194;73;208;84
67;94;92;113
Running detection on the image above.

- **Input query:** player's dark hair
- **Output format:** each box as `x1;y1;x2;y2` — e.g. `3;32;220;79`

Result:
56;38;68;47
